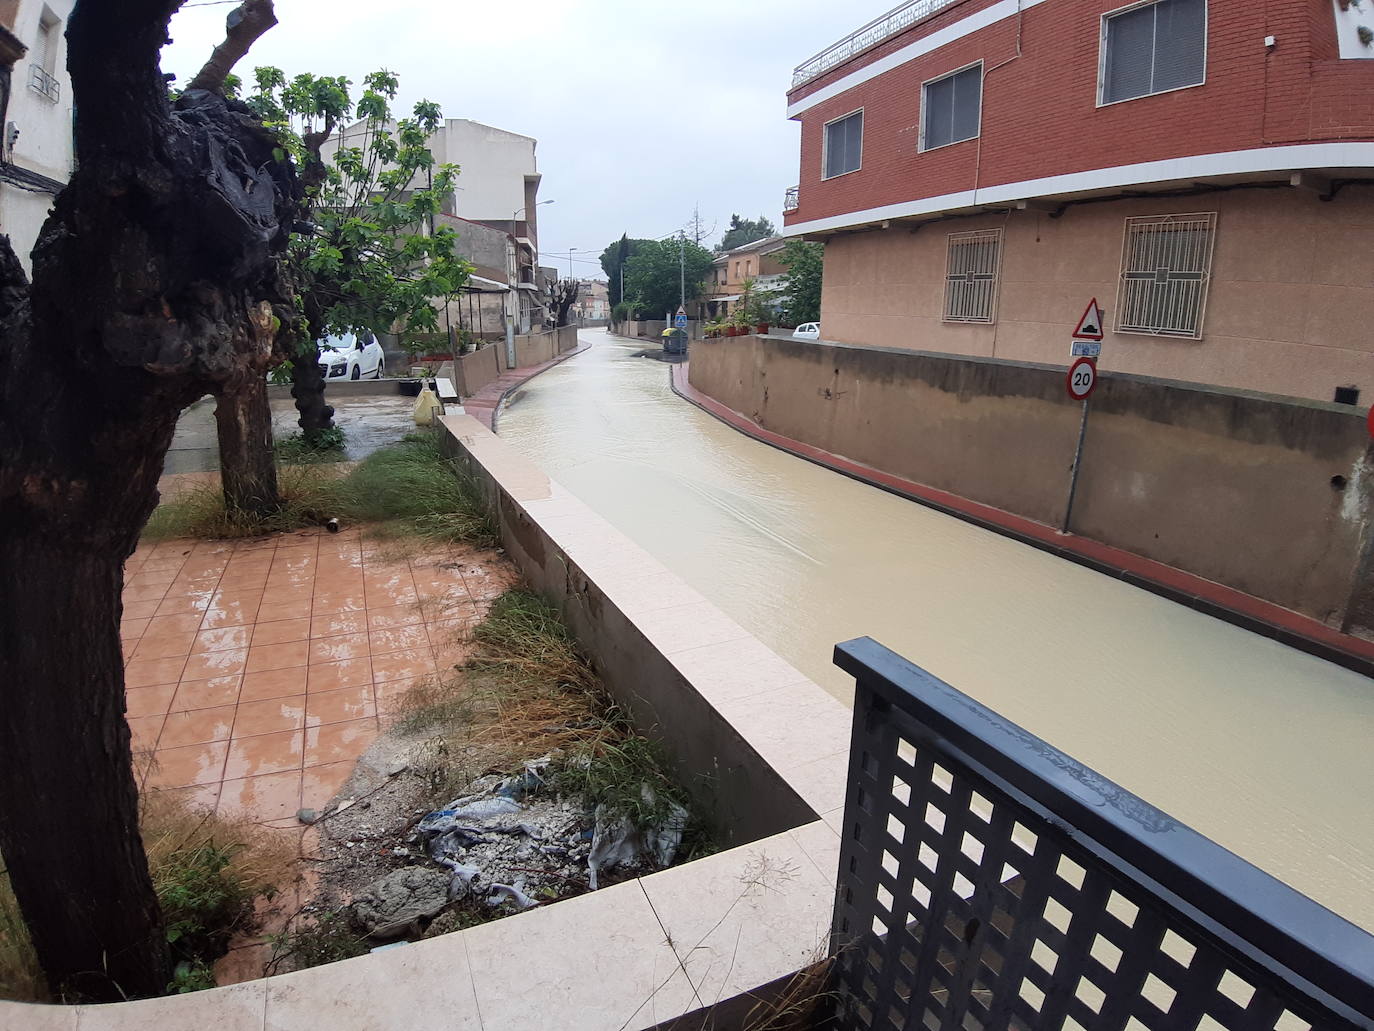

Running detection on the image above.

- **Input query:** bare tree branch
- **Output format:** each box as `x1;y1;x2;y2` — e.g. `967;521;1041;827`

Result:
187;0;278;94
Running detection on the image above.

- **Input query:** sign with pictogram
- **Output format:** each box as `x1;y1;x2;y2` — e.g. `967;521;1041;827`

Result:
1066;357;1098;401
1072;298;1105;340
1070;340;1102;358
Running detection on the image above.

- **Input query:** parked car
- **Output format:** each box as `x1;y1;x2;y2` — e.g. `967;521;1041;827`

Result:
318;332;385;380
792;322;821;341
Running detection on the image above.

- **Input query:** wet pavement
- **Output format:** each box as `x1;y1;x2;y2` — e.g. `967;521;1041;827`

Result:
164;393;417;474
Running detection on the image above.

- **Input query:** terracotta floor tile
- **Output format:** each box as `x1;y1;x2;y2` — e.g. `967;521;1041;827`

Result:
301;761;355;810
121;599;161;620
182;647;249;681
146;740;228;788
224;729;305;779
304;718;379;768
132;632;196;662
153;592;214;618
241;666;309;702
218;771;303;823
234;696;306;737
171;675;243;712
145;612;207;637
366;603;425;630
202;593;264;629
307;658;373;693
193;625;253;653
370;649;436;683
120;617;151;642
252;617;311;647
369;625;430;656
159;705;236;748
122;583;170;603
127;714;165;751
125;655;189;689
309;633;370;664
146;782;222;814
306;685;376;726
218;571;270;590
374;675;426;717
257;599;313;623
126;683;177;720
127;569;179;590
312;591;367;615
246;640;310;673
311;611;369;638
433;644;471;673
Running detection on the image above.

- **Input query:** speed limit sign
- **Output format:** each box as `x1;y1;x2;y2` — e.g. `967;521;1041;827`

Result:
1066;357;1097;401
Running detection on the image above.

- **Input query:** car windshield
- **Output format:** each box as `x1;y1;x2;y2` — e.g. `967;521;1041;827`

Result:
321;334;354;353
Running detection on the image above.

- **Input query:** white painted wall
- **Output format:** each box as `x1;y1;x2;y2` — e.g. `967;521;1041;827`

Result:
1;0;75;271
1332;0;1374;59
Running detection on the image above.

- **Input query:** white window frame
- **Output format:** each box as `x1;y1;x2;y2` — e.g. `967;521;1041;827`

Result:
941;227;1003;324
1114;212;1217;340
919;61;984;153
1097;0;1208;108
821;107;864;181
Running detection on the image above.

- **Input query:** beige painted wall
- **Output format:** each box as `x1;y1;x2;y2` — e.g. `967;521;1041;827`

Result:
689;335;1374;630
818;186;1374;404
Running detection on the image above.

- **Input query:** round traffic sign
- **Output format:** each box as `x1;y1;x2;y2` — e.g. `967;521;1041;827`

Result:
1066;357;1097;401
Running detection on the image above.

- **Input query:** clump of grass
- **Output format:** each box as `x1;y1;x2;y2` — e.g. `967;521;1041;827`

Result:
274;426;346;464
264;911;368;976
144;431;497;547
0;792;295;1002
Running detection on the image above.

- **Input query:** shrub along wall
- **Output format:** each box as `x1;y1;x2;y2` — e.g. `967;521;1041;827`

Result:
688;335;1374;633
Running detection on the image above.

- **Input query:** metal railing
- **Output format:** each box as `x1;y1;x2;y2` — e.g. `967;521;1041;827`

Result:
784;185;800;213
829;637;1374;1030
28;64;59;103
792;0;962;88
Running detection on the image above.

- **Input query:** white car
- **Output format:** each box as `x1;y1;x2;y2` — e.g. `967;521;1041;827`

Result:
792;322;821;340
319;332;385;381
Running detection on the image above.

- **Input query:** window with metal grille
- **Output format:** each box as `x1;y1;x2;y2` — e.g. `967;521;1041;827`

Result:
1116;213;1216;338
823;110;863;179
943;229;1002;323
921;63;982;151
1100;0;1206;105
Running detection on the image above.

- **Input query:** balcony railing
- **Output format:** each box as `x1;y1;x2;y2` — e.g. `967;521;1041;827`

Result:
784;185;800;213
792;0;961;88
28;64;59;103
829;637;1374;1030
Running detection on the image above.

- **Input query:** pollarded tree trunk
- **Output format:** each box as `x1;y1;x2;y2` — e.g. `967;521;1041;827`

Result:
289;345;335;441
0;0;297;1001
215;373;280;517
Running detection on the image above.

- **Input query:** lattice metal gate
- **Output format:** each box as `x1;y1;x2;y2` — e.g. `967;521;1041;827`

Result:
828;638;1374;1031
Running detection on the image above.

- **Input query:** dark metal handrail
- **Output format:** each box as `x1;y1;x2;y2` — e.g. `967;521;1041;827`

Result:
831;637;1374;1029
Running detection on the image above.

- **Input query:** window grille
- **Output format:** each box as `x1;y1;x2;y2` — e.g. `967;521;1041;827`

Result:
922;64;982;151
1116;213;1216;338
825;111;864;179
1101;0;1206;105
943;229;1001;324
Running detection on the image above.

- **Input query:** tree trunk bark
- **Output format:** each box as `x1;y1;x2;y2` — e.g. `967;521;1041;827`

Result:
290;344;335;442
0;538;169;1000
215;375;280;517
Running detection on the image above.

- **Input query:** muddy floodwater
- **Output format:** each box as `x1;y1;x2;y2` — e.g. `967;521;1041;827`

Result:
498;329;1374;932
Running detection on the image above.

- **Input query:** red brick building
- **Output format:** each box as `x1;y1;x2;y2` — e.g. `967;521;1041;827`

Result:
783;0;1374;402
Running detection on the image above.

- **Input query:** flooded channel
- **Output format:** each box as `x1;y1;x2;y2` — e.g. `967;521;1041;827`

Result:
499;328;1374;931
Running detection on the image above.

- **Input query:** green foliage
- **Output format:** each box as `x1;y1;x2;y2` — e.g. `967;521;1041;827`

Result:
144;433;498;547
622;237;715;319
719;213;776;251
275;426;346;463
778;239;824;325
611;301;630;323
246;67;473;360
266;911;368;975
158;841;255;967
599;235;652;308
168;960;217;995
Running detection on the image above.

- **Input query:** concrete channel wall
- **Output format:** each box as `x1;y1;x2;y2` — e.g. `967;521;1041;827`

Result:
2;414;849;1031
688;335;1374;632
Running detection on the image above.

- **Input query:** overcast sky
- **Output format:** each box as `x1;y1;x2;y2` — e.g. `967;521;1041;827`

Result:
161;0;868;278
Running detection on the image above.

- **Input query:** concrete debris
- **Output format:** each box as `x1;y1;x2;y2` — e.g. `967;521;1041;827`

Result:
352;867;453;939
588;787;689;890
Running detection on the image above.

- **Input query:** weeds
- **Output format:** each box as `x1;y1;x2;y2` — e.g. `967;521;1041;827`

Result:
264;911;368;975
0;792;295;1002
144;432;497;547
275;426;346;463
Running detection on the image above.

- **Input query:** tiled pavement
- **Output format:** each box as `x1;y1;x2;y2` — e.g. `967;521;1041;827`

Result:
120;527;519;826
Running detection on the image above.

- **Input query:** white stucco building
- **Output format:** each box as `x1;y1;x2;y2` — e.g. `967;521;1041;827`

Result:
0;0;74;275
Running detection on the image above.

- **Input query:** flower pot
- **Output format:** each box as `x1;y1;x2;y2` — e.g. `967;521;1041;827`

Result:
756;324;770;335
398;379;423;397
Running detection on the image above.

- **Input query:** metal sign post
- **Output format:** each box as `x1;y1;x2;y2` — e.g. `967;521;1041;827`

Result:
1062;312;1103;532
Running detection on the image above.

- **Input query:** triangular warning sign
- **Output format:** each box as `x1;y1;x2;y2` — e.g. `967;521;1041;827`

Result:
1072;298;1104;340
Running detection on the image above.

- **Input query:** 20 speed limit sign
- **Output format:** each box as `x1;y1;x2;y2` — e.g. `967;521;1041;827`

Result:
1066;357;1097;401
